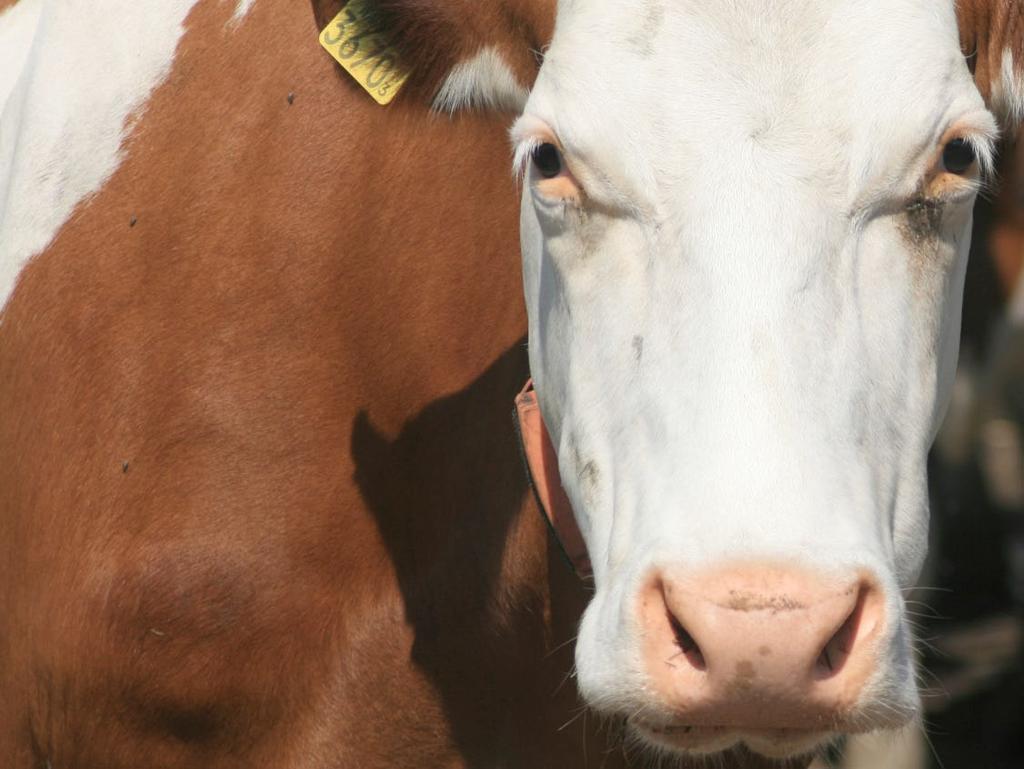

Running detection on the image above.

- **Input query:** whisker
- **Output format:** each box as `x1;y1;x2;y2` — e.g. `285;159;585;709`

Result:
546;633;580;659
557;704;588;732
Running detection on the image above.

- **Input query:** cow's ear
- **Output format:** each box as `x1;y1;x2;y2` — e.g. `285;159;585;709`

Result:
958;1;1024;127
312;0;553;113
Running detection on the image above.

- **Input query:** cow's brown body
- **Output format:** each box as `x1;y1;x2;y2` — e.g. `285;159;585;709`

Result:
0;2;612;767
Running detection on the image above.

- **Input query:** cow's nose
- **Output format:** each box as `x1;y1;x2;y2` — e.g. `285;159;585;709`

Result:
638;565;885;730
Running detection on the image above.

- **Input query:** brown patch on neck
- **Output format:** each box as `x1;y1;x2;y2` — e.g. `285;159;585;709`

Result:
0;0;573;765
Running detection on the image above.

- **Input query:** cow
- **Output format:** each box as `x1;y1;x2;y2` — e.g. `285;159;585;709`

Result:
0;1;1021;768
514;0;1022;761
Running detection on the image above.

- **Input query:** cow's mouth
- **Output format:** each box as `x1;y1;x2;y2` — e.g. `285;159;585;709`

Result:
630;718;831;762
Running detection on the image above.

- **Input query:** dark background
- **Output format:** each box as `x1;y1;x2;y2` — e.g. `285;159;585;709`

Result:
918;136;1024;769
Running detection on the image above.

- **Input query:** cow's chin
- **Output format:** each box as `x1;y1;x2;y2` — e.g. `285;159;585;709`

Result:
628;719;832;763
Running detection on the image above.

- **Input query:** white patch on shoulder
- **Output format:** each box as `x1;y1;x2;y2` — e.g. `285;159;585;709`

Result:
993;47;1024;124
432;46;529;115
0;0;202;313
0;0;41;116
230;0;257;25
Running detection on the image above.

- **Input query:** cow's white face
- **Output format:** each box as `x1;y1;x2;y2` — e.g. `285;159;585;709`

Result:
514;0;997;760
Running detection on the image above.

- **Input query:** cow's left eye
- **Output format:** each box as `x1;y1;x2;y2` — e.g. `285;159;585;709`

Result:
532;143;564;178
942;138;976;175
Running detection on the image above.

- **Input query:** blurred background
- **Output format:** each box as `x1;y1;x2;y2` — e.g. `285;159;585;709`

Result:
823;134;1024;769
919;131;1024;769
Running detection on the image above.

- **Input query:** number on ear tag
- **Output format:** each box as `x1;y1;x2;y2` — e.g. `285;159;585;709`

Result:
318;0;411;106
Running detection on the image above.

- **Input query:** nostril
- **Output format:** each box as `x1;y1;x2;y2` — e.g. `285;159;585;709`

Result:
816;613;854;677
815;585;868;679
668;610;707;671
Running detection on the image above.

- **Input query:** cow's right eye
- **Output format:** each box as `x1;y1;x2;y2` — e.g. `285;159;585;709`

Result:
942;138;976;175
532;143;563;178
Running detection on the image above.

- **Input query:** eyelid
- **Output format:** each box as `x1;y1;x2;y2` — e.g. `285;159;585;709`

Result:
512;113;656;218
511;116;566;179
511;116;582;202
936;114;998;177
911;113;997;204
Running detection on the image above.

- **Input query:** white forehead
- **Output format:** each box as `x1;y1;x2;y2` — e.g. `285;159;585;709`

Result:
528;0;984;213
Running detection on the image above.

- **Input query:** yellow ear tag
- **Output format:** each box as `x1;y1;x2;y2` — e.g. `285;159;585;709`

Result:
319;0;411;106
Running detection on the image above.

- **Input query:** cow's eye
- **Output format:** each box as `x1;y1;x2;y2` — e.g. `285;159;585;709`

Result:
532;143;563;178
942;138;976;175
